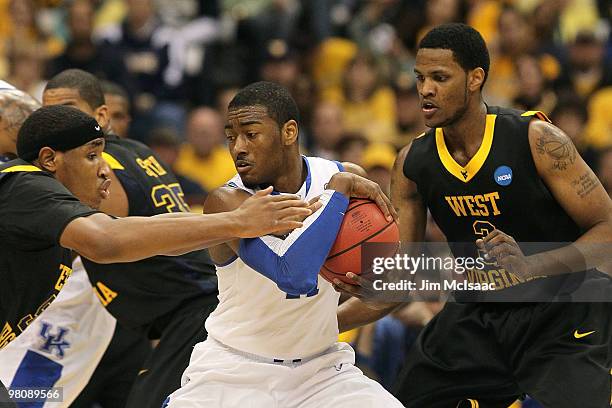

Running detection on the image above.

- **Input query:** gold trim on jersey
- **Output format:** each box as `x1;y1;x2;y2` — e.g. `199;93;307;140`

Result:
0;165;42;173
102;152;125;170
436;114;497;183
521;110;551;123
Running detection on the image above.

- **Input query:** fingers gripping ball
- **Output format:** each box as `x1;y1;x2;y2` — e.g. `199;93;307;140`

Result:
321;198;399;284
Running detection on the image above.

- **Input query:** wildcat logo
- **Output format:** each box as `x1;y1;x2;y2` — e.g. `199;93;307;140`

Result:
39;322;70;358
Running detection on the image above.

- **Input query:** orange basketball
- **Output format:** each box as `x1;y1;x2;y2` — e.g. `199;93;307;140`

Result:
321;198;400;284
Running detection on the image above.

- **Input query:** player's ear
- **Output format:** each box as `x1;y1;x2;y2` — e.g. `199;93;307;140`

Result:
282;119;298;146
467;68;485;92
93;104;110;131
37;147;59;173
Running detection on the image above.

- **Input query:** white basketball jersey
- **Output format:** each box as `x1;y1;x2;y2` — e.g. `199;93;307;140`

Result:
205;156;343;359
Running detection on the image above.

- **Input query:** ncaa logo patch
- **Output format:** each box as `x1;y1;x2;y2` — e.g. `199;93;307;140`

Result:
494;165;513;186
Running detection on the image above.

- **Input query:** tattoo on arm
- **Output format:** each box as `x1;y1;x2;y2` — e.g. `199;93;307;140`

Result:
571;170;600;199
535;125;577;171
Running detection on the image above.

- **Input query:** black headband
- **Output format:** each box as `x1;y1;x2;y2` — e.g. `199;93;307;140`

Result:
17;106;104;161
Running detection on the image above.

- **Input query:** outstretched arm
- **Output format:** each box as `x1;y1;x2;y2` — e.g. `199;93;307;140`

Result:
61;187;312;263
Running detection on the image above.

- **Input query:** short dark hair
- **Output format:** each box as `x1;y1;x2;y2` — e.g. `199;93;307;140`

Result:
228;81;300;127
100;80;129;100
419;23;490;88
45;69;105;110
17;105;103;161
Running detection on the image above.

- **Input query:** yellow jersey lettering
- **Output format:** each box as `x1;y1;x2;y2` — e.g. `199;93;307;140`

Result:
94;282;118;306
473;195;489;216
463;195;480;216
0;322;16;349
445;196;468;217
446;192;501;217
55;264;73;291
484;192;501;215
137;156;168;177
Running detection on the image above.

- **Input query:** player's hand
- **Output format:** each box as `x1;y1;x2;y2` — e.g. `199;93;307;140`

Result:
233;187;312;238
476;229;531;280
327;172;398;222
332;272;392;310
271;196;323;238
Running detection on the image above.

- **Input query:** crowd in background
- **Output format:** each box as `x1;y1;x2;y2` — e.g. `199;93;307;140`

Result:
1;0;610;406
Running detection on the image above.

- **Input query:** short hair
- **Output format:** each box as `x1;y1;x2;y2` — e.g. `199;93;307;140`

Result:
100;80;129;100
228;81;300;127
419;23;490;88
17;105;103;161
45;69;105;110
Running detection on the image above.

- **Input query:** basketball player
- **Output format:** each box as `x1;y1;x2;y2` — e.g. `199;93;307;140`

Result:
0;82;122;408
0;104;311;406
336;24;612;407
163;81;402;408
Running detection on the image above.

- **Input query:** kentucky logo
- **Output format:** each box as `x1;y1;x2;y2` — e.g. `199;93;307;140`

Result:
39;322;70;358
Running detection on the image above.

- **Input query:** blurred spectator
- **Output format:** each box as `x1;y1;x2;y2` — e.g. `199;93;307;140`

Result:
416;0;467;44
0;0;63;78
174;107;236;191
486;5;562;106
334;132;368;165
597;147;612;197
467;0;502;44
323;51;397;144
148;127;207;207
95;0;172;128
394;81;426;148
512;54;557;114
361;142;396;196
47;0;130;88
584;86;612;149
550;96;599;169
5;45;46;100
557;30;612;99
311;37;358;96
309;101;345;159
101;80;132;139
260;39;301;90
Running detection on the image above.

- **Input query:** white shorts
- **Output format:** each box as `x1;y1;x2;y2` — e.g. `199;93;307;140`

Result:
0;257;116;407
164;338;404;408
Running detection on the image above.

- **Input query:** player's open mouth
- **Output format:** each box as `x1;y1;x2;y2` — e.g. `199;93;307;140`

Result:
235;160;253;174
422;102;438;118
99;178;111;199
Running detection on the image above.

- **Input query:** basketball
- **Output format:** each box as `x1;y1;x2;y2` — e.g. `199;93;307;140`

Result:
321;198;400;284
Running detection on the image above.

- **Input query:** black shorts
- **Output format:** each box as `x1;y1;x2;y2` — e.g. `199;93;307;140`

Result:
126;294;218;408
394;302;612;408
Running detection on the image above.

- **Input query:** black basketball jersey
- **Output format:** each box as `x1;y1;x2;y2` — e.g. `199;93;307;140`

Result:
0;160;98;348
404;106;596;301
82;137;217;334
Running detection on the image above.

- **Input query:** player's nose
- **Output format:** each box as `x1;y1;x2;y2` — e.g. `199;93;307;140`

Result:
420;78;436;97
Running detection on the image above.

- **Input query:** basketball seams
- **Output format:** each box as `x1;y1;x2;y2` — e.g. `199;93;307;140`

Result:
325;220;396;261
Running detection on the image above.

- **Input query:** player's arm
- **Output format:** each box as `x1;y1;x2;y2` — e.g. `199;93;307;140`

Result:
60;187;312;263
480;120;612;277
337;144;427;331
